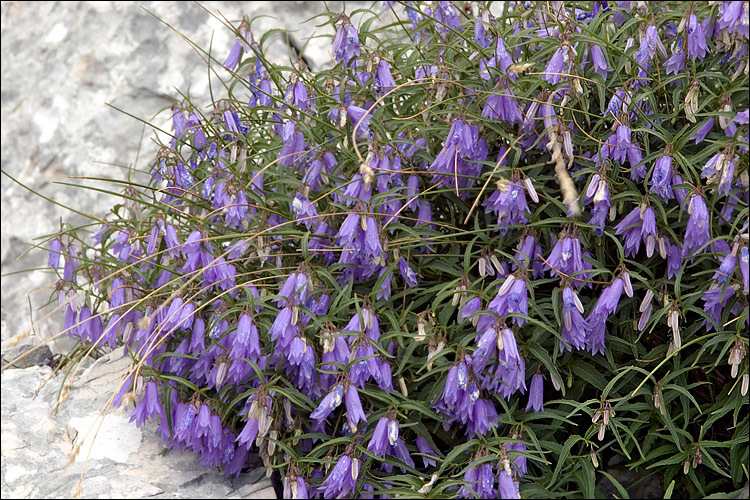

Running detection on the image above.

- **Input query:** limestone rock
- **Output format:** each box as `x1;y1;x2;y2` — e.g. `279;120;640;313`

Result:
1;347;275;498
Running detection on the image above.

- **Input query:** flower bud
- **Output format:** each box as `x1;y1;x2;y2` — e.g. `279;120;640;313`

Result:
524;177;539;203
586;174;601;199
399;376;408;397
551;374;562;392
684;80;699;123
639;289;654;313
728;339;746;378
498;275;517;297
416;318;426;341
478;255;487;277
590;449;599;468
638;303;652;331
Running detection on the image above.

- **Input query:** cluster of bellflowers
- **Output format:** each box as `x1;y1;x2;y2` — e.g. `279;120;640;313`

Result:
43;1;748;498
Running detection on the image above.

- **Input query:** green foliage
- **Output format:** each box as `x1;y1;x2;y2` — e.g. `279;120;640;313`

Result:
4;1;748;498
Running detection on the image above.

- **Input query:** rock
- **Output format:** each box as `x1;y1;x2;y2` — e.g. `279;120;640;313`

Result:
1;347;274;498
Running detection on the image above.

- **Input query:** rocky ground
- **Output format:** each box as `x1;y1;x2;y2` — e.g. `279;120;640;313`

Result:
1;347;276;498
1;2;371;498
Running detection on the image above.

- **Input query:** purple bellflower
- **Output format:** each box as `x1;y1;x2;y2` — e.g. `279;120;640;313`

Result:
347;105;373;140
322;454;358;498
482;81;523;124
561;285;588;351
483;176;531;233
498;468;521;499
585;276;625;355
687;14;709;60
375;59;396;93
545;230;593;286
488;275;529;327
525;374;544;412
584;172;611;236
416;436;438;467
717;2;750;37
692;118;715;144
736;243;750;294
344;384;368;432
367;417;390;458
48;238;62;270
544;44;574;85
649;154;675;200
614;204;660;258
332;20;360;67
683;193;711;257
129;381;162;427
713;251;737;284
702;283;736;331
590;44;612;77
310;384;344;422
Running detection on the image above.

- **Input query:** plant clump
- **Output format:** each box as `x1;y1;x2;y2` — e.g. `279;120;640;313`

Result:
30;1;749;498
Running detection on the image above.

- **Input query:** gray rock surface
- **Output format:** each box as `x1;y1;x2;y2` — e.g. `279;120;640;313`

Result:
1;347;275;498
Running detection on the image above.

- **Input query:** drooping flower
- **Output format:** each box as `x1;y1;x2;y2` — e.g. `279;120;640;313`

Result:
367;417;390;458
223;26;250;72
614;204;660;258
584;172;611;236
375;59;396;93
457;463;479;498
702;283;736;331
291;191;319;229
525;374;544;412
546;228;594;286
428;119;488;197
483;176;531;233
345;384;368;432
585;276;625;355
701;148;737;196
544;45;573;85
649;154;674;200
322;454;358;498
347;105;373;140
129;381;162;427
284;79;309;112
713;251;737;284
416;436;438;468
687;14;708;60
398;257;418;287
683;193;711;257
497;469;520;499
310;384;344;422
48;238;62;270
332;20;360;67
561;285;588;351
488;276;529;326
665;45;686;75
599;123;642;175
589;44;611;77
482;80;522;124
717;1;750;37
691;118;715;144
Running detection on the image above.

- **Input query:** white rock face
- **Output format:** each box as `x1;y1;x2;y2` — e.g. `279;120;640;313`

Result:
68;413;142;464
1;348;276;498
